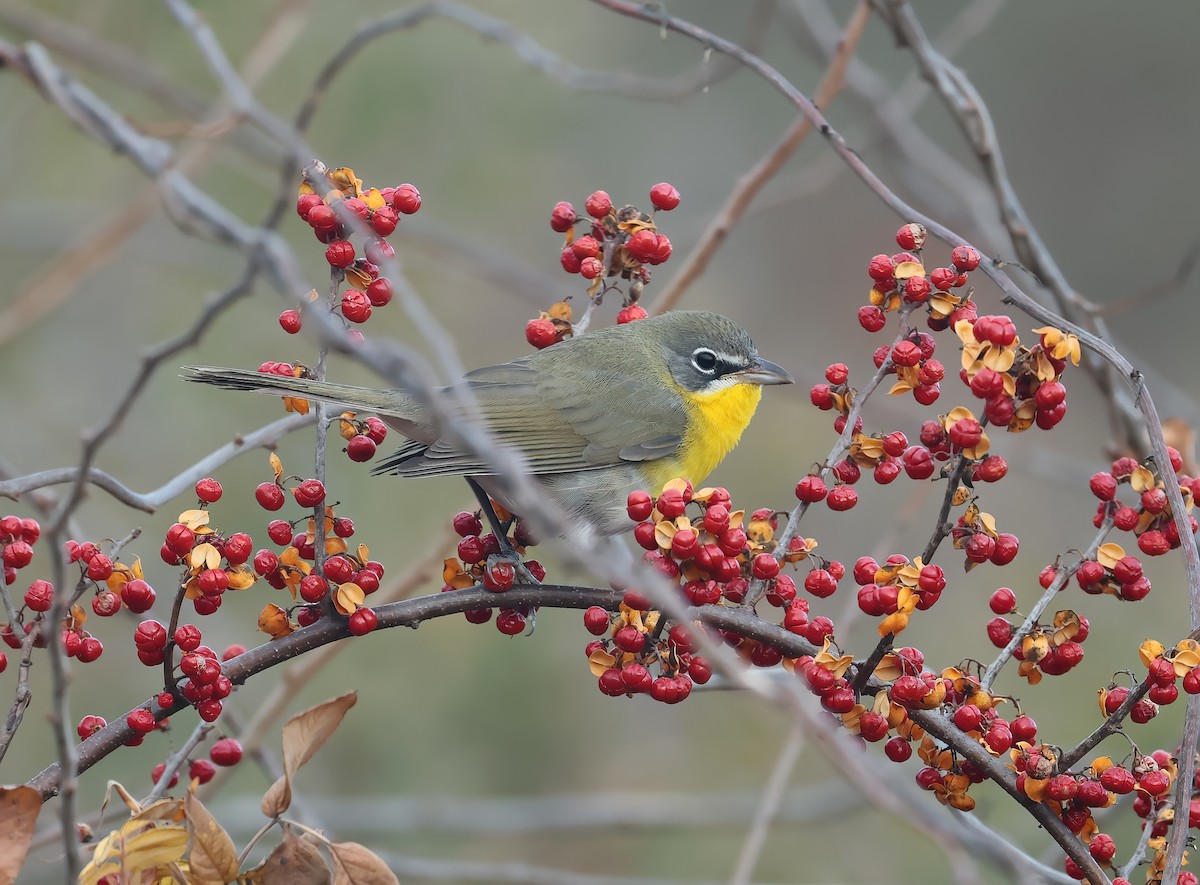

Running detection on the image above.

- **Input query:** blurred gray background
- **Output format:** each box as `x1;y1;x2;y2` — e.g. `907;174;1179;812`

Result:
2;1;1199;882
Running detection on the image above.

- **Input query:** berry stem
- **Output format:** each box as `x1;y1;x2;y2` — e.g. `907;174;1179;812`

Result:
746;305;917;609
981;509;1116;693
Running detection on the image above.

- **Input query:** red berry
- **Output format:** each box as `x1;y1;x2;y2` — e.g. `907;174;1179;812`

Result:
950;245;981;272
617;304;648;324
751;553;779;580
483;560;516;592
583;606;610;636
195;477;223;503
1138;530;1170;557
986;617;1013;648
24;579;53;612
292;479;326;508
826;486;858;511
649;182;681;210
86;554;113;582
584;190;612;218
525;318;558;349
127;709;157;734
989;587;1017;614
867;254;896;283
549;201;576;232
964;534;995;563
626;230;659;263
346;435;376;462
255;483;285;511
392;183;421;215
347;607;378;636
495;609;526;635
370;206;398;237
895;223;926;251
884;736;912;763
210;737;243;766
325;240;355;268
121;579;156;613
341;289;372;324
857;305;887;332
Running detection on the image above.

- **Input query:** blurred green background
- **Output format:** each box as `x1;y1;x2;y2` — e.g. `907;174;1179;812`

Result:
2;1;1199;882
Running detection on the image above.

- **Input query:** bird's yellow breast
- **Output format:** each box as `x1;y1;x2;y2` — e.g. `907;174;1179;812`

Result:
641;381;764;489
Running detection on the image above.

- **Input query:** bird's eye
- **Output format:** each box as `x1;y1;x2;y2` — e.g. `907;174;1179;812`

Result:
691;347;719;374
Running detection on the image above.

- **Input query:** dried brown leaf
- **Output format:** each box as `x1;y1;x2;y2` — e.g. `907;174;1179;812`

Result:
0;787;40;885
330;841;399;885
262;693;358;818
261;830;332;885
186;791;240;884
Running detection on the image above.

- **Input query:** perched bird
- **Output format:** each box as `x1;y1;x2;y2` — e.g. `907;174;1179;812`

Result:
184;310;791;535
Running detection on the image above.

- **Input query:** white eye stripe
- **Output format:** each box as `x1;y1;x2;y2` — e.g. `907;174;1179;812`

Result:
691;347;750;374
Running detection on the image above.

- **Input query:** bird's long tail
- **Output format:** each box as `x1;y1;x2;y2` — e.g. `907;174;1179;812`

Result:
181;366;413;417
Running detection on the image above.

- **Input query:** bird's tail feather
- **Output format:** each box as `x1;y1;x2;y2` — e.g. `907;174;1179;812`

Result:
181;366;413;417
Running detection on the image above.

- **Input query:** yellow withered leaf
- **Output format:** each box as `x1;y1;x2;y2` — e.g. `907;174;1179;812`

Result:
227;567;256;591
879;611;909;636
333;583;365;615
893;261;925;280
1139;638;1167;667
1021;634;1050;663
1173;639;1200;676
443;559;474;590
189;543;221;572
185;790;239;885
1130;465;1156;494
814;639;854;680
363;187;387;211
345;264;373;290
1051;610;1081;645
259;604;293;640
269;453;284;482
177;509;211;531
588;646;616;677
328;167;363;197
1096;543;1126;569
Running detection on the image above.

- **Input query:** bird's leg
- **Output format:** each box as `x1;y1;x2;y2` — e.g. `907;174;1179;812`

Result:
465;478;541;586
465;478;540;636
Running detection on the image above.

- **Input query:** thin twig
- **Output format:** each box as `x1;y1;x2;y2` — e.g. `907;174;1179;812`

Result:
0;413;310;511
651;0;871;314
728;730;803;885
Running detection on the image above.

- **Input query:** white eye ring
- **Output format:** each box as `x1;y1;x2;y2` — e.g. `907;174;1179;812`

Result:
691;347;719;374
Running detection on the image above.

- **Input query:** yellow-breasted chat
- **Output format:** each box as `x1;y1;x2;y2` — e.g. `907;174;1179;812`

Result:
184;310;791;534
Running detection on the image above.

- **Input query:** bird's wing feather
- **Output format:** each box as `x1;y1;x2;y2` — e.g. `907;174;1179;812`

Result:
374;352;685;477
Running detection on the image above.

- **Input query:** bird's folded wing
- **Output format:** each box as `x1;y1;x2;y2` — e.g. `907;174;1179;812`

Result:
373;359;683;477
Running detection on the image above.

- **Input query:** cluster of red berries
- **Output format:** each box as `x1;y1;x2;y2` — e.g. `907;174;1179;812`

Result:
150;735;242;789
586;482;834;701
0;514;47;670
155;478;258;619
290;166;421;335
248;472;383;637
443;509;545;636
852;224;1079;439
252;362;389;466
584;589;709;704
1089;450;1199;558
526;183;680;349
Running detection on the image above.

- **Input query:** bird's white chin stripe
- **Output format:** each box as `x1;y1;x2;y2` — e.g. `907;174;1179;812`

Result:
697;374;746;395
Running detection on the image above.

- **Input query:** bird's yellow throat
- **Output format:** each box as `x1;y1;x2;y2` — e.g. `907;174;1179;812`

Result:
643;381;764;489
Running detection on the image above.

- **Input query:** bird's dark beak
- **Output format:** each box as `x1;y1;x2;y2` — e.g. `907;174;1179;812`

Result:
736;356;793;386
